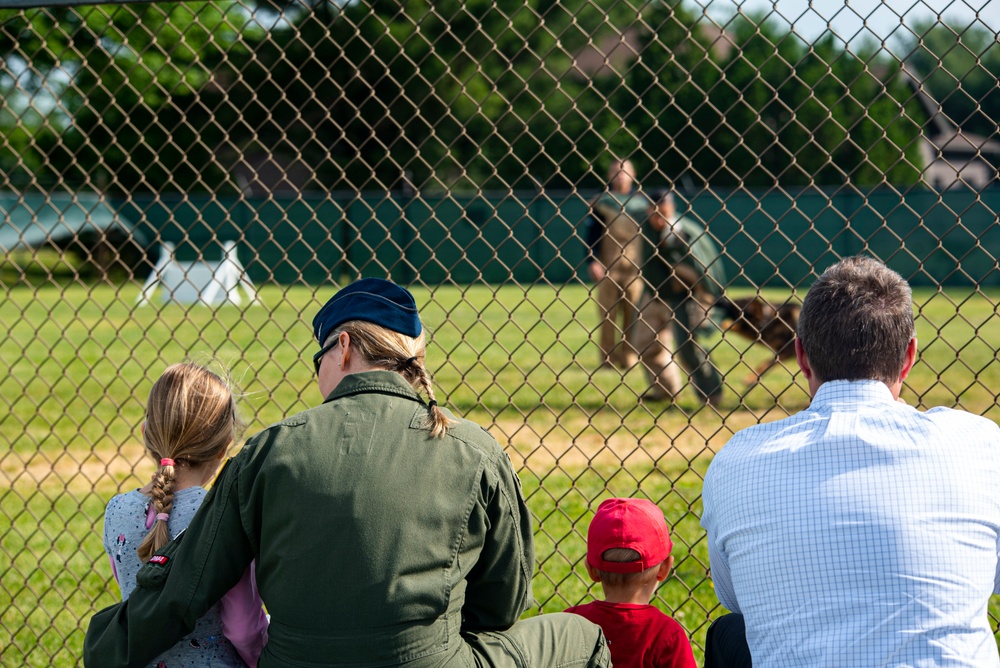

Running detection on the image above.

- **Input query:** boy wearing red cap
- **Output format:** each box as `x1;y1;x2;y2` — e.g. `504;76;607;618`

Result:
567;498;696;668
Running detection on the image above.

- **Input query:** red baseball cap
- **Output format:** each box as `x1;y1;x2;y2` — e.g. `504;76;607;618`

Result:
587;498;672;573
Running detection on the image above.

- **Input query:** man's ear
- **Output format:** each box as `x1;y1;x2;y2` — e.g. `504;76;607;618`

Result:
899;337;918;381
585;562;602;583
795;338;812;381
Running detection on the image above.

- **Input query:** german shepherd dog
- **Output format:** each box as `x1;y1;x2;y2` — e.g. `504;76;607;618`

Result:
714;295;801;388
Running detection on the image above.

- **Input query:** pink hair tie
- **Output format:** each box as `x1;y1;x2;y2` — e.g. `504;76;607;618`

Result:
144;506;169;529
159;458;175;467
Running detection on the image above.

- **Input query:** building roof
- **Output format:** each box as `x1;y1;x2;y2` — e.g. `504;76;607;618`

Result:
0;192;146;252
927;129;1000;157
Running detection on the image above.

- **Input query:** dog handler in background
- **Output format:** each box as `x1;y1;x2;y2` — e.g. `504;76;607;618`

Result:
85;278;611;668
632;191;726;405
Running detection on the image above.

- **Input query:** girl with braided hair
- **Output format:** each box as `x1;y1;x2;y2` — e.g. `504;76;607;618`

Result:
101;362;268;667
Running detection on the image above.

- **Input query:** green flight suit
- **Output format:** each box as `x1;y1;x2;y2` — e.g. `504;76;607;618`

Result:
636;216;726;401
85;371;610;668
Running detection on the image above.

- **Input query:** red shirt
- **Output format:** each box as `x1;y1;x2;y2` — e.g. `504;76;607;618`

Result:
565;600;696;668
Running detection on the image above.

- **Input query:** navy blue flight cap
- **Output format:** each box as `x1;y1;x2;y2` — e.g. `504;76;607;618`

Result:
312;278;422;344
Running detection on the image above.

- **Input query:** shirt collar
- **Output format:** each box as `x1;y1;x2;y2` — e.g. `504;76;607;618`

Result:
809;379;896;410
323;369;423;405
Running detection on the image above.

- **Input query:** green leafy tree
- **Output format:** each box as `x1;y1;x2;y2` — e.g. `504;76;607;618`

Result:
902;20;1000;138
3;1;934;194
1;2;256;193
208;0;645;192
0;8;77;189
623;11;923;188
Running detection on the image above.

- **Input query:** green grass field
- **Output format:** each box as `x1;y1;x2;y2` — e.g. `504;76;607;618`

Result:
1;281;998;665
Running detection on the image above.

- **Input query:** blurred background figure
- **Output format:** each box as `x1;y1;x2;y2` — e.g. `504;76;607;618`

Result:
584;158;651;370
633;191;726;405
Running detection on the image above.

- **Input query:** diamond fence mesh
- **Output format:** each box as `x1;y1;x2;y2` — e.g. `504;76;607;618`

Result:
1;0;999;664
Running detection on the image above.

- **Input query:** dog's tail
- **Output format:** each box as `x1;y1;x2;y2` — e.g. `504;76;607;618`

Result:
713;295;743;321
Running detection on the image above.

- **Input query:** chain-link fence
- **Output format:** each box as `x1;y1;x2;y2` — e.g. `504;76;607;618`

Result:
2;0;999;664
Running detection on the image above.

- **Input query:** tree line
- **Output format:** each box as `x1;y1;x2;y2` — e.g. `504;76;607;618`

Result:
1;0;997;194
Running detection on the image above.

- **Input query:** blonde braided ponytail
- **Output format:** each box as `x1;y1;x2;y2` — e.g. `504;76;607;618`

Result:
136;363;244;562
331;320;455;438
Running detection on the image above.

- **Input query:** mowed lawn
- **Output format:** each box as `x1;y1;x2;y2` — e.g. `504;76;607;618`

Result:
1;281;998;666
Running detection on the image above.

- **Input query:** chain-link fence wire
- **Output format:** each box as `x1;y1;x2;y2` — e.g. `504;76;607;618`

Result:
1;0;999;663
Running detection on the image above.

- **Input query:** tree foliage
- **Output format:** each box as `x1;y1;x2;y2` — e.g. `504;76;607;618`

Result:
0;1;255;192
204;0;647;191
10;1;992;194
623;10;923;188
902;20;1000;138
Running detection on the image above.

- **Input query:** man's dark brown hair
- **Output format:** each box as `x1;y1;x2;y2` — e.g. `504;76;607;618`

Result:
797;256;915;384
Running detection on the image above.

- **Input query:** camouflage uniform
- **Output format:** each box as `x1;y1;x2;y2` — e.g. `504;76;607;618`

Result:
633;216;726;402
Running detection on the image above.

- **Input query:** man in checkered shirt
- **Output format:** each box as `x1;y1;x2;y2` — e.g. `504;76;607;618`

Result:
701;256;1000;667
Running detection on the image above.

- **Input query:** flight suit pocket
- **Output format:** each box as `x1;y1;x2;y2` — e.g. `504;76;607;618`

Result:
135;529;186;590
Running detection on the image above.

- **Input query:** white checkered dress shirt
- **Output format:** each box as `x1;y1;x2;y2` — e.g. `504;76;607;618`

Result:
703;380;1000;667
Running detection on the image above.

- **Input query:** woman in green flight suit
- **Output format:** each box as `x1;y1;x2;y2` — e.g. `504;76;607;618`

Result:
85;278;610;668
